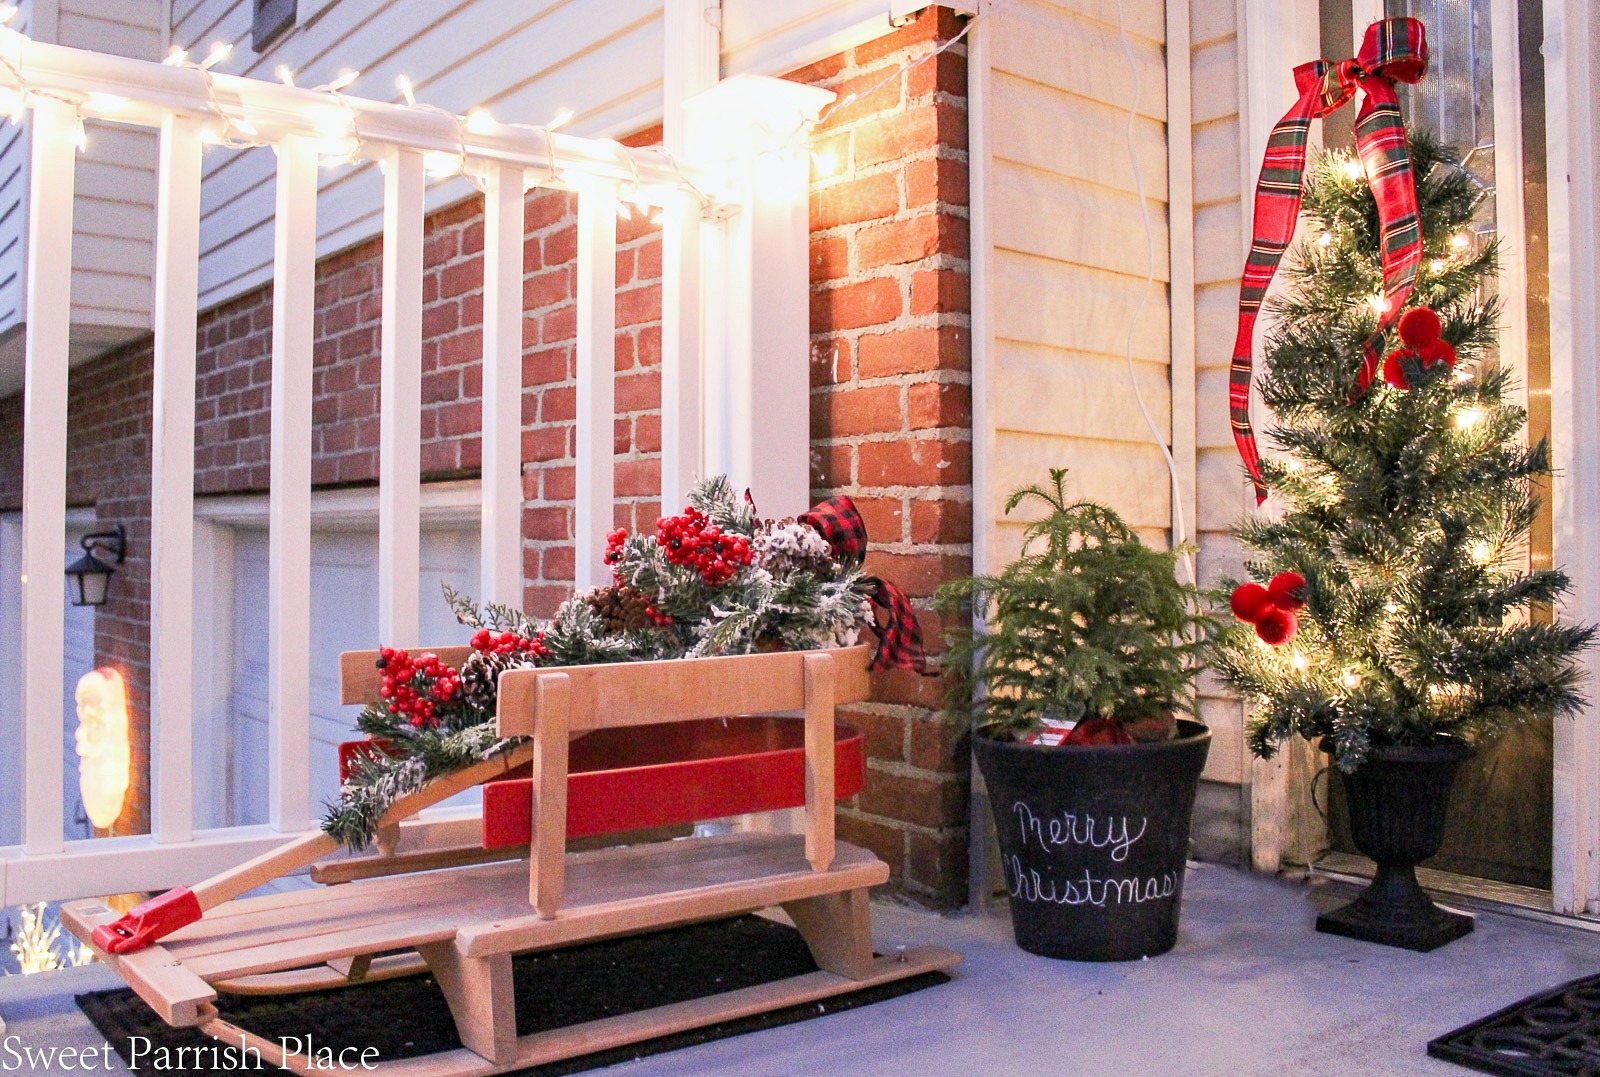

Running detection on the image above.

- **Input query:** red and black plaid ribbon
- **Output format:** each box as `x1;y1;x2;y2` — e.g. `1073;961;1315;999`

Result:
800;496;932;674
1230;17;1428;504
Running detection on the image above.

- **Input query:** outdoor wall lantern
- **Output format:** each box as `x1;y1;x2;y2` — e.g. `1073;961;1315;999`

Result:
64;524;126;607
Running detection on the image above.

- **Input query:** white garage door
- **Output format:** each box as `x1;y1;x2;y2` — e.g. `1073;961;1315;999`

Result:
217;524;480;828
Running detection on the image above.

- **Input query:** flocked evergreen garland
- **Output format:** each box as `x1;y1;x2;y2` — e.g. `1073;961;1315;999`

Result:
323;476;874;849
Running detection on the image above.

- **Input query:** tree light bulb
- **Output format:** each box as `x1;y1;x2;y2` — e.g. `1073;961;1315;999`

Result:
1291;652;1311;671
1369;294;1390;314
395;75;417;107
1317;231;1334;247
465;108;497;135
1385;601;1399;613
1341;670;1362;690
1318;474;1336;487
1456;407;1483;429
1341;158;1365;180
1471;541;1493;564
1454;367;1473;382
1451;233;1470;249
1429;258;1446;273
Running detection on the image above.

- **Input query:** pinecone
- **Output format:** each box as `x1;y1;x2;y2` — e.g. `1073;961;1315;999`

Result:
584;585;657;634
459;649;518;712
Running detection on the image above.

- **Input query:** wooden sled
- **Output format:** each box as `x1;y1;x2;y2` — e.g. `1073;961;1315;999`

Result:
64;644;961;1076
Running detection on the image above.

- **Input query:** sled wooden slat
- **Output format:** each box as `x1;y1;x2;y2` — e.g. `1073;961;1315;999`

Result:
60;902;216;1027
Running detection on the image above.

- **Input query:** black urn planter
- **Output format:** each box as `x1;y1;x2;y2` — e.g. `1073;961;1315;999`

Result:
1317;740;1476;953
974;720;1211;961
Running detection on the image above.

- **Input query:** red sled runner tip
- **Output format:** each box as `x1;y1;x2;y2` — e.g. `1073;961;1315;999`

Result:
91;887;202;954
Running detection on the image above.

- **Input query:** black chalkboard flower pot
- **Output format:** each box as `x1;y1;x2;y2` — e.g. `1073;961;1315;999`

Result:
936;470;1218;961
974;721;1211;960
1315;739;1476;952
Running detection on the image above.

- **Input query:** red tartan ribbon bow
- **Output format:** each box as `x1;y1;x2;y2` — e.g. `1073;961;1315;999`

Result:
1230;17;1428;504
800;496;933;675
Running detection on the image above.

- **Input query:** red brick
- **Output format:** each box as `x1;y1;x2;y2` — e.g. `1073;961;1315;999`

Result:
857;438;970;487
912;267;969;316
811;444;853;488
810;338;851;388
615;458;658;498
541;386;575;423
815;384;901;438
859;769;964;829
523;505;568;541
906;156;969;209
810;235;849;283
856;213;940;268
811;173;899;232
524;267;572;311
910;497;972;545
909;381;971;429
616;370;660;412
848;496;906;543
617;283;661;328
835;814;905;875
858;326;968;378
543;225;577;267
439;255;483;300
863;551;967;598
854;109;940;170
542;545;574;580
907;832;967;906
633;413;661;454
909;718;964;774
812;278;901;333
839;707;906;763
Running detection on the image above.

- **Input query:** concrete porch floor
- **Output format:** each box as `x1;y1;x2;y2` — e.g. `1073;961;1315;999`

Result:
4;863;1598;1075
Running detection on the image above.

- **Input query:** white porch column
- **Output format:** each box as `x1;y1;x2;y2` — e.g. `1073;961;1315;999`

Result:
684;75;834;518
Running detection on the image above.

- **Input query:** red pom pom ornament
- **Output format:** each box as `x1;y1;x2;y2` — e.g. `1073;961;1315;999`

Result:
1230;583;1274;623
1267;571;1307;611
1398;306;1442;348
1254;608;1298;646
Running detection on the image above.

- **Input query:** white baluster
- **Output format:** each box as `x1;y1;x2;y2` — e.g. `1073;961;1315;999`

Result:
573;187;616;591
150;114;204;844
268;134;317;834
659;189;703;511
481;163;526;609
19;98;77;855
379;147;424;646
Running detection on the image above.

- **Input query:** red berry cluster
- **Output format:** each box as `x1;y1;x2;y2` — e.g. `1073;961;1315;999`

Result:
470;628;549;658
655;507;752;585
604;528;629;567
645;604;673;627
376;647;460;728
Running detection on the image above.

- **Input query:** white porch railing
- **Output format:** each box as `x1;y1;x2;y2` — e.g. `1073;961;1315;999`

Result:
0;21;830;905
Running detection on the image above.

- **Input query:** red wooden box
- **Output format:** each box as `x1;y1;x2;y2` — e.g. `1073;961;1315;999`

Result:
338;716;866;851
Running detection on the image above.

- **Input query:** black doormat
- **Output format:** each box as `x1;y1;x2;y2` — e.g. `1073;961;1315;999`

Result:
1428;972;1600;1075
77;915;948;1076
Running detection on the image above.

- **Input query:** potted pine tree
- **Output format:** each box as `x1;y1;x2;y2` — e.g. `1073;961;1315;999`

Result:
1213;137;1596;952
937;471;1216;961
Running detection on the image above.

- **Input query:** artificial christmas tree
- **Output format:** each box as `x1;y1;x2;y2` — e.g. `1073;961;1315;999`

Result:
1213;131;1596;949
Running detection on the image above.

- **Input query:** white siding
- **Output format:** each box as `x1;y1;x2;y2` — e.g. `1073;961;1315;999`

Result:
980;0;1171;562
0;0;38;340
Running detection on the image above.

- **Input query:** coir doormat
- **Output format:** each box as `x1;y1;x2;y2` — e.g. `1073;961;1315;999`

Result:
1429;971;1600;1075
77;915;948;1076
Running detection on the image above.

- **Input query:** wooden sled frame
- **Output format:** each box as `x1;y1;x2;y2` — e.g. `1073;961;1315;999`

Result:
64;645;961;1076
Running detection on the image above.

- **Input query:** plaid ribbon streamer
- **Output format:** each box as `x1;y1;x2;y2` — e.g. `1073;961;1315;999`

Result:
800;496;932;674
1230;17;1428;504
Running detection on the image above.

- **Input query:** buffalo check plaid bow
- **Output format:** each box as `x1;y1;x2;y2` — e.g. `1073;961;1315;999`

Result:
1230;17;1428;504
800;496;933;675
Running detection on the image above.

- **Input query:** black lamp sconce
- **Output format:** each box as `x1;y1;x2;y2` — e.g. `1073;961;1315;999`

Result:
65;524;126;608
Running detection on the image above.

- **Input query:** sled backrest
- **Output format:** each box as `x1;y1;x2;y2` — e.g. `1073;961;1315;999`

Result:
498;645;872;918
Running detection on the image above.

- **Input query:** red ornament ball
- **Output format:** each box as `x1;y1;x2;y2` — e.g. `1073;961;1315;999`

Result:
1230;582;1274;623
1254;608;1298;646
1267;571;1307;611
1423;338;1458;368
1398;306;1442;348
1383;352;1412;391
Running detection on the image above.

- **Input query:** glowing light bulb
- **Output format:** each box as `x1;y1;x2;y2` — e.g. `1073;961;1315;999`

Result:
617;202;633;220
1292;652;1311;671
1429;258;1446;273
163;46;189;66
1318;474;1336;487
1342;158;1365;180
1317;231;1334;248
1369;294;1391;314
71;120;87;153
326;69;360;92
650;211;666;225
1471;541;1493;564
811;150;839;178
199;41;232;70
1341;670;1362;690
84;93;127;114
1385;601;1400;613
396;75;417;107
1451;233;1471;249
423;150;461;178
276;64;296;87
465;107;497;135
1456;407;1483;429
546;107;574;131
1284;458;1303;473
1454;367;1473;382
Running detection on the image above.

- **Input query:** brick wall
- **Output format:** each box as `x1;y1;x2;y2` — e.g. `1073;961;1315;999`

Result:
0;8;973;904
